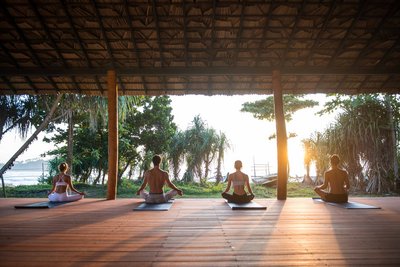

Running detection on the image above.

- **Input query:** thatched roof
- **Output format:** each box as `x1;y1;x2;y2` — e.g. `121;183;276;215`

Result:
0;0;399;96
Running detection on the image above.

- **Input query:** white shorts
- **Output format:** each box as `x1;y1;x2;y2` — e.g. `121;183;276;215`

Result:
140;190;177;203
48;192;83;202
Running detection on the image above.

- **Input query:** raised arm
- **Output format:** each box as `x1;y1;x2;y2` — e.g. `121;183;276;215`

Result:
245;175;254;196
67;176;84;195
165;174;183;196
223;175;232;193
48;176;57;196
317;172;330;190
136;173;149;195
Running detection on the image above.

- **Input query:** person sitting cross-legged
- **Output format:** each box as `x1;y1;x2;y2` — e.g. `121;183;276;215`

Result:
48;162;85;202
136;154;183;203
314;154;350;203
222;160;255;204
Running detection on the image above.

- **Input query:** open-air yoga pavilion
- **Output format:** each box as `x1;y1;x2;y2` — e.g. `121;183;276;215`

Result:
1;1;400;266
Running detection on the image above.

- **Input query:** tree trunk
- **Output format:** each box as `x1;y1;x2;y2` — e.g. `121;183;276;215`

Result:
93;160;103;185
118;160;131;184
302;163;313;184
215;157;222;185
128;165;133;180
0;94;63;197
66;109;73;175
93;170;101;185
1;174;5;198
272;70;288;200
101;171;106;185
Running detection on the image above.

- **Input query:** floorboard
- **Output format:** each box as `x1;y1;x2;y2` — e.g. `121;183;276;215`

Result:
0;197;399;266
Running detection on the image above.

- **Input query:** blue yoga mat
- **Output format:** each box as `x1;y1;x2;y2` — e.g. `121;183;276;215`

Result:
227;201;267;210
313;197;381;209
14;201;71;209
133;200;174;211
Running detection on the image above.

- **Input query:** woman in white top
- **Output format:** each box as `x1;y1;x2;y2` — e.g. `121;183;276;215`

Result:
48;162;85;202
222;160;255;203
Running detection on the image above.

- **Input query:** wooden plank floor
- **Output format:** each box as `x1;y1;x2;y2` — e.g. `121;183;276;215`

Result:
0;197;399;266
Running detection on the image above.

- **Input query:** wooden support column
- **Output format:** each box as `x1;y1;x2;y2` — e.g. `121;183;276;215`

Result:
272;70;288;200
107;70;118;200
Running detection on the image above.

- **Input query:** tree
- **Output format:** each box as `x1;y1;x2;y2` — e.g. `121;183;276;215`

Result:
200;128;219;184
215;132;230;184
241;95;318;121
44;109;108;184
43;95;175;185
0;95;41;141
120;96;177;183
43;94;140;184
182;115;206;182
241;94;319;177
169;130;186;181
1;94;63;195
301;132;330;184
317;94;399;193
181;115;228;184
302;138;314;184
58;94;139;175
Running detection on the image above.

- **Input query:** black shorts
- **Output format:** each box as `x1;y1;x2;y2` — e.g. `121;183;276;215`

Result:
222;192;254;204
323;193;348;203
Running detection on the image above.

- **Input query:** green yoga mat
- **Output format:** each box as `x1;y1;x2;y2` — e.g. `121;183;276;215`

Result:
227;201;267;210
133;200;174;211
313;198;381;209
14;201;71;209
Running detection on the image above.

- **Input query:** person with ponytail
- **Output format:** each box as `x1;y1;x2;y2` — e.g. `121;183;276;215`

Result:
48;162;85;202
222;160;255;204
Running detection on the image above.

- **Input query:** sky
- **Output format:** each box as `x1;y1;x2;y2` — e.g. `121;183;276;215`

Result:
0;94;337;178
169;94;337;177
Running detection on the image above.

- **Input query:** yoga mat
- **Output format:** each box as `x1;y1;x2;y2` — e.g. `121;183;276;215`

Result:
14;201;71;209
133;201;174;211
312;197;381;209
227;201;267;210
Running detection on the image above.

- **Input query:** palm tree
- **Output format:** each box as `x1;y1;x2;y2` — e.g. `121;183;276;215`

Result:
0;94;63;197
0;95;44;141
319;94;396;193
215;132;230;184
302;132;330;184
200;128;219;185
183;115;206;182
168;130;186;181
301;139;314;184
59;94;139;175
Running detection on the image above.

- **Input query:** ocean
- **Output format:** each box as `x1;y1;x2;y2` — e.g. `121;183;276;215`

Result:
1;170;46;186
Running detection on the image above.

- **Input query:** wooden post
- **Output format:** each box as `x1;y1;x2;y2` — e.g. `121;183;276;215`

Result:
272;70;288;200
107;70;118;200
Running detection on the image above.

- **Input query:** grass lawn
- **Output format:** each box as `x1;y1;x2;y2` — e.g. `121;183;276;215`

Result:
3;179;394;199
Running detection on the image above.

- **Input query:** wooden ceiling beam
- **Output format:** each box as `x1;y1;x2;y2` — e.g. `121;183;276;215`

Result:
1;66;399;76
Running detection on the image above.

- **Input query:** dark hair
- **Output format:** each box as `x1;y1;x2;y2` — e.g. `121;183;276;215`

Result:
58;162;69;172
330;154;340;166
152;155;162;166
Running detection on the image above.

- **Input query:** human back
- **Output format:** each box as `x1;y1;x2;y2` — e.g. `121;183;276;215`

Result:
48;162;84;202
229;171;248;195
136;155;183;203
222;160;255;204
314;154;350;203
53;173;70;194
325;168;349;194
145;167;168;194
